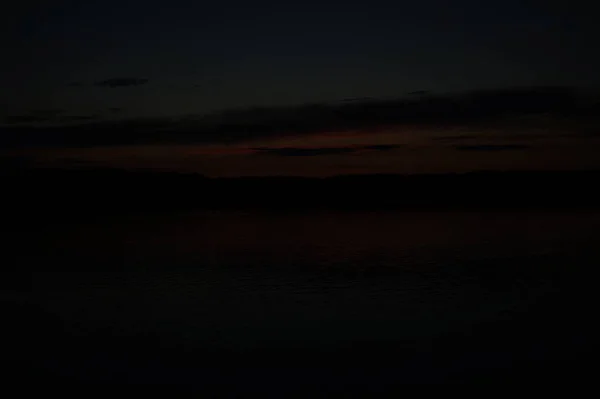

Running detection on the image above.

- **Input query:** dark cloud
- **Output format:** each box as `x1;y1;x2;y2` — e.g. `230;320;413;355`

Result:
108;107;123;113
340;97;374;103
501;133;562;140
362;144;404;151
407;90;429;96
431;135;478;142
30;108;65;116
567;128;600;138
67;82;84;87
1;86;597;148
254;147;357;157
45;157;96;167
2;112;100;126
3;109;65;124
453;144;532;152
95;78;149;88
58;115;99;123
3;115;55;124
254;144;404;157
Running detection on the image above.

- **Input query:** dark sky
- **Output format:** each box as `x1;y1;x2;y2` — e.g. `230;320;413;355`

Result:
3;1;600;176
2;0;599;118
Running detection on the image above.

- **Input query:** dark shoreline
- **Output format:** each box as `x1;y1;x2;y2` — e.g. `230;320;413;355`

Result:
3;168;600;219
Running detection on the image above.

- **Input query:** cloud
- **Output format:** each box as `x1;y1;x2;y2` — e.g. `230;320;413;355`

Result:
58;115;99;123
340;97;374;103
253;144;404;157
30;108;65;116
3;115;56;124
2;111;99;126
453;144;532;152
431;134;478;142
44;157;96;167
570;129;600;138
361;144;404;151
254;147;357;156
95;78;149;88
407;90;429;96
1;86;594;149
2;109;67;124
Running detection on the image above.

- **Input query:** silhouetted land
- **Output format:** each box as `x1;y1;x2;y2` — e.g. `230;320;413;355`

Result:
2;167;600;225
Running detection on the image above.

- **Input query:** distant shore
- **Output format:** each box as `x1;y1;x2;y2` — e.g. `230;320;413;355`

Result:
2;167;599;228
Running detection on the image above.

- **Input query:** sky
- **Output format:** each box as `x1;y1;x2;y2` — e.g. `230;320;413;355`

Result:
2;0;600;176
3;0;599;117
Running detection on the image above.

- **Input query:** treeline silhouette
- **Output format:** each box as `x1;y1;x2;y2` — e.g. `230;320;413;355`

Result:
2;167;600;226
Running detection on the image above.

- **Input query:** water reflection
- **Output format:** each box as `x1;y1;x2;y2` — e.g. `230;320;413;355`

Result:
5;211;599;383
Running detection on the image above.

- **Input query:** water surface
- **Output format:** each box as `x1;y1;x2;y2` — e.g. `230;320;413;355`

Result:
5;210;599;385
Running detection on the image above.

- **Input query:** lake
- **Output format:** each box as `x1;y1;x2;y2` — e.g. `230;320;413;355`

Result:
4;210;600;389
